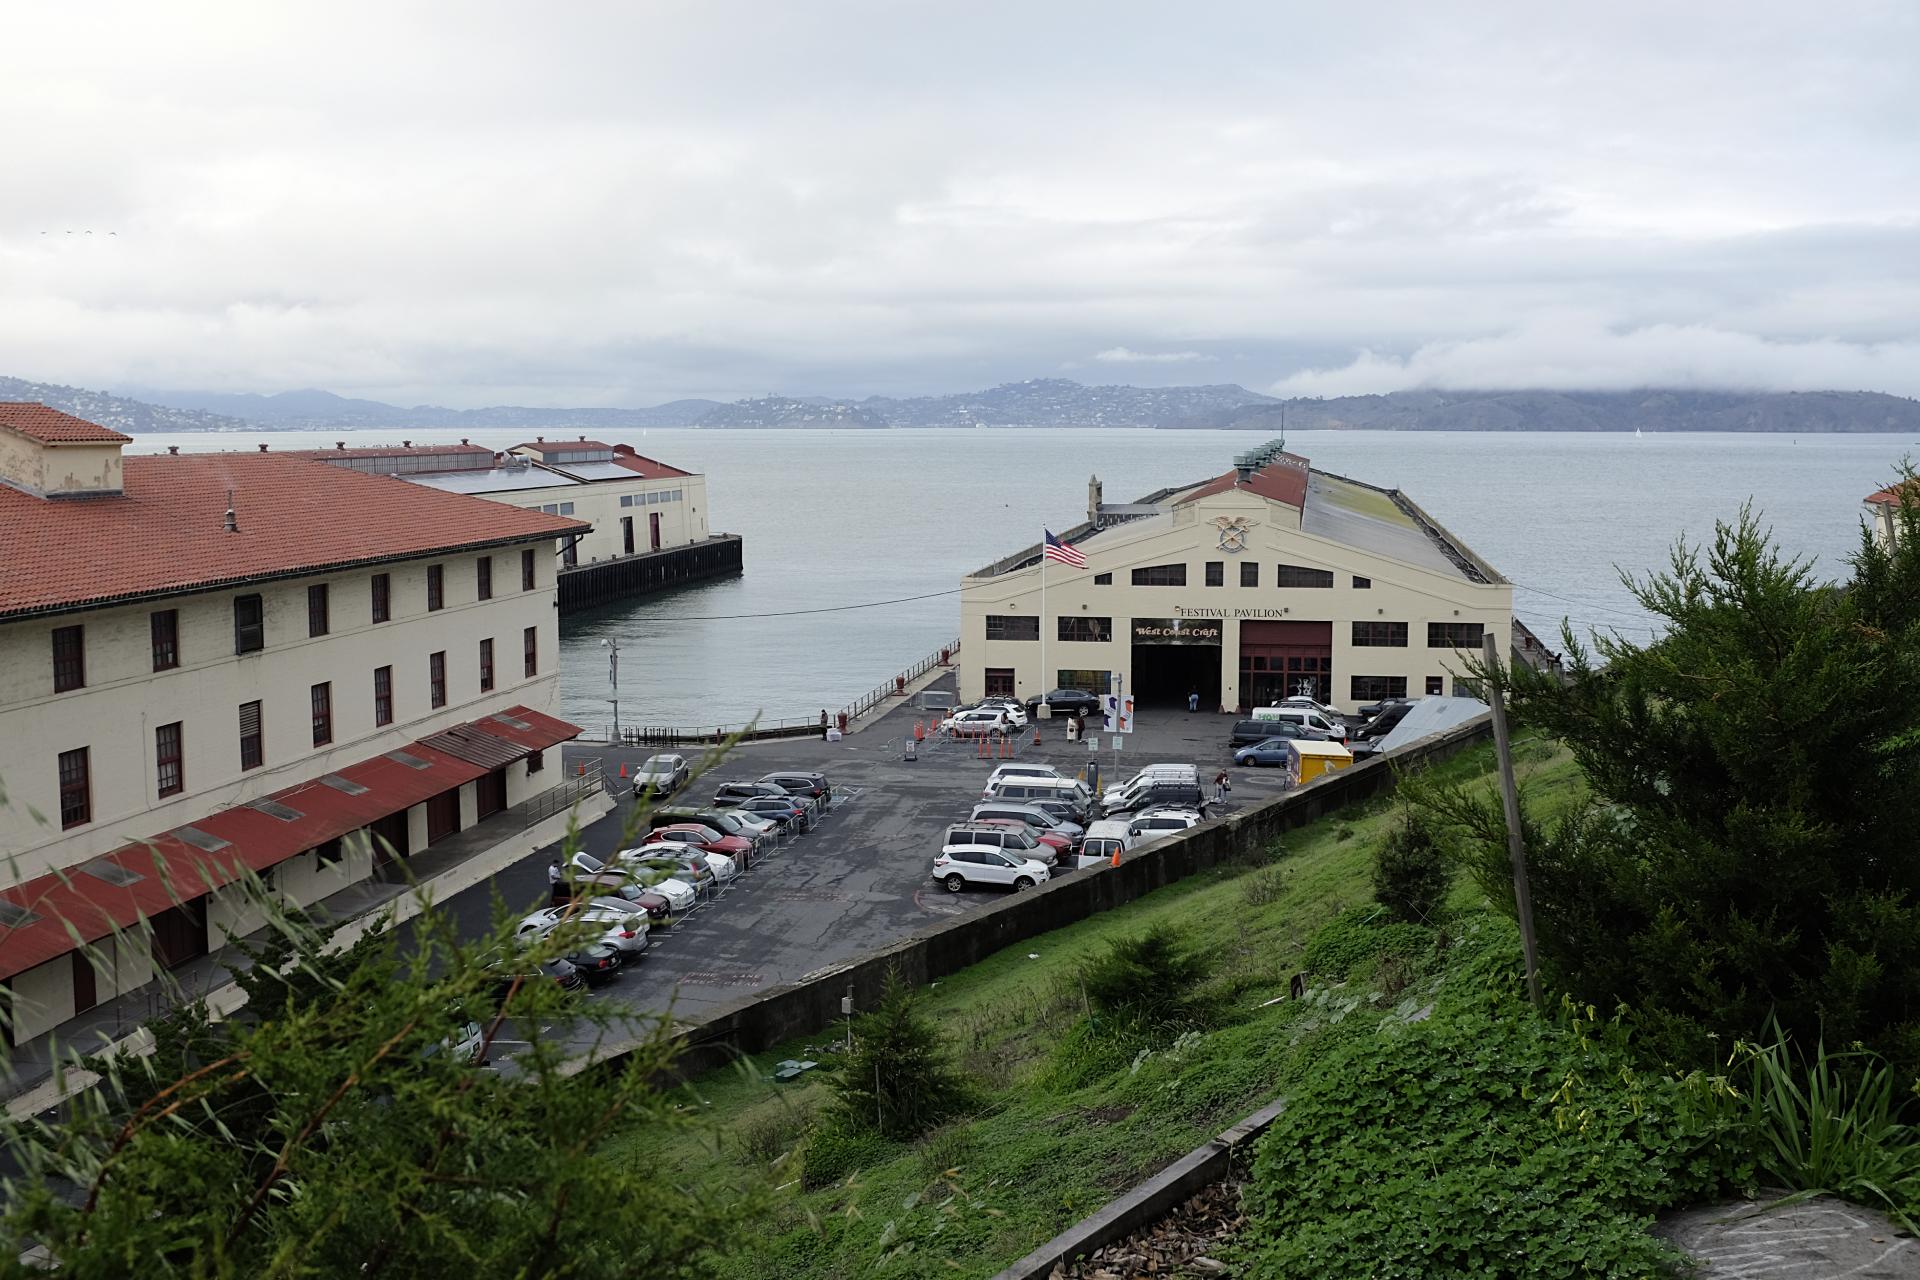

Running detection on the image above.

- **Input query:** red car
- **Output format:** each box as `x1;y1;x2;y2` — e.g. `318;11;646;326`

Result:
974;818;1073;856
645;823;752;858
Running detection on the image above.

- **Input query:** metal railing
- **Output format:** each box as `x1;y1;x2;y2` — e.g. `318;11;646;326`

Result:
595;638;962;744
524;761;604;827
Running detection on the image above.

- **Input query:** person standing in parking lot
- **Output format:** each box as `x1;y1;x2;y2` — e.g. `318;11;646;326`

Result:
547;858;566;906
1187;689;1200;713
1214;768;1230;804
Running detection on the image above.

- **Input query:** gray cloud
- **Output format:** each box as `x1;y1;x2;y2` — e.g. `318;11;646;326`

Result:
0;1;1915;404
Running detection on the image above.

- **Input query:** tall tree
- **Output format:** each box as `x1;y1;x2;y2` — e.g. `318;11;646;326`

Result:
1431;488;1920;1067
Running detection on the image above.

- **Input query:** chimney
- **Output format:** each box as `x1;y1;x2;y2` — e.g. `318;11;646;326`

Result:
460;437;469;445
257;443;268;452
402;439;412;448
223;489;239;533
1087;474;1103;526
536;435;545;443
1233;453;1255;483
336;440;346;450
167;445;179;455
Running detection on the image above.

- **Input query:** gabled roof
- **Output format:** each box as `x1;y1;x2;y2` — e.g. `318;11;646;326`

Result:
0;403;133;444
1865;480;1920;506
1173;455;1311;510
0;452;589;621
609;445;692;479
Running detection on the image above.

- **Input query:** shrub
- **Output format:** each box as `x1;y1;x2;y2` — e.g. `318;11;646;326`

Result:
737;1098;815;1165
1300;906;1433;979
827;969;972;1141
801;1122;895;1189
1241;864;1287;907
1370;811;1448;924
1733;1033;1920;1229
1081;924;1214;1030
1238;925;1756;1278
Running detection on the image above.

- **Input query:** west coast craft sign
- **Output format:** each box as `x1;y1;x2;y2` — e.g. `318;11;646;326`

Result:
1133;617;1222;644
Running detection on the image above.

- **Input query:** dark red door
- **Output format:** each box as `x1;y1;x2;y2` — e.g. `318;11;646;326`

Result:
151;899;209;970
426;788;462;845
1238;620;1333;710
649;511;661;550
476;769;507;821
369;812;410;867
72;950;98;1014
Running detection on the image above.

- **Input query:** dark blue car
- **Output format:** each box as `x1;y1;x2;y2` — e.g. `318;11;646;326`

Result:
1233;737;1299;767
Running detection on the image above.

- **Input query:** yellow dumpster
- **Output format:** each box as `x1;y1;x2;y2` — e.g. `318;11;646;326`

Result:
1287;739;1354;785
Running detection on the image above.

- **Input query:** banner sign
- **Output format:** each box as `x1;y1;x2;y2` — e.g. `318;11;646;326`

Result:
1132;617;1222;645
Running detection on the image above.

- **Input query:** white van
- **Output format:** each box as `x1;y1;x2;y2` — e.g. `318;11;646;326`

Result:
1249;706;1345;740
1075;819;1136;869
986;775;1093;810
1101;764;1197;805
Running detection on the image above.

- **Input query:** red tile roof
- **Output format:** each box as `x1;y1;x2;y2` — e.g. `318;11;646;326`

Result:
0;452;589;620
0;403;133;444
1174;454;1311;509
1865;480;1919;505
287;443;497;460
0;705;578;980
609;445;692;479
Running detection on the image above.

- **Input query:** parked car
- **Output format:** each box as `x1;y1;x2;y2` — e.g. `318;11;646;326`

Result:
712;780;798;807
645;822;752;861
487;955;584;1006
1251;705;1348;741
735;794;814;831
1104;779;1209;816
759;771;833;810
565;941;624;987
1024;688;1104;719
1102;765;1199;805
975;698;1029;728
1235;737;1305;767
930;845;1052;893
1127;808;1205;840
1230;719;1319;748
570;874;672;920
1279;694;1348;721
629;867;696;913
435;1019;487;1066
967;818;1069;864
656;805;764;846
944;708;1013;737
515;905;649;957
1076;819;1137;869
984;762;1064;791
969;801;1084;841
1356;695;1412;722
623;849;716;887
631;753;690;795
983;775;1094;817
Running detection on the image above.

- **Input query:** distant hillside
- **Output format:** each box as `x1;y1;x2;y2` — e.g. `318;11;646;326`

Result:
125;386;723;430
696;396;889;429
861;378;1278;427
0;376;254;433
1178;388;1920;433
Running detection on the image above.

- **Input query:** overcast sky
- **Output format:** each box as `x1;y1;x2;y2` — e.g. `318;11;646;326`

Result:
3;1;1916;407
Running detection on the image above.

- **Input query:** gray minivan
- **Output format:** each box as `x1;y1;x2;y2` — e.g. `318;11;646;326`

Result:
1104;779;1208;816
985;776;1092;820
969;801;1085;840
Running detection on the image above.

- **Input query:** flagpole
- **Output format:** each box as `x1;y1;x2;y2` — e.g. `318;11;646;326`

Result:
1039;529;1047;710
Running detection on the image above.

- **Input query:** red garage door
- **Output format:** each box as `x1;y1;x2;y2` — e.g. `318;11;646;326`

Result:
1238;620;1332;709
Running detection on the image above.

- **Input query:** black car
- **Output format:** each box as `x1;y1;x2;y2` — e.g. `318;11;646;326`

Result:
563;942;623;987
1025;688;1103;719
1229;719;1319;748
712;780;793;807
736;794;813;831
1357;696;1413;723
1355;701;1415;741
487;956;585;1006
759;771;833;810
1030;796;1091;827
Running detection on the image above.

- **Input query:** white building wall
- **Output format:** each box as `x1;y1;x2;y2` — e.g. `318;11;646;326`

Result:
0;539;563;882
959;490;1511;715
499;474;709;564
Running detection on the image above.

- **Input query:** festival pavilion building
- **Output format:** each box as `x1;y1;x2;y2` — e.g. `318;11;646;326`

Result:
959;442;1523;715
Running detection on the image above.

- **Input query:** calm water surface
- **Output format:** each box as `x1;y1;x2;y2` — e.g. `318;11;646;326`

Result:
130;428;1915;733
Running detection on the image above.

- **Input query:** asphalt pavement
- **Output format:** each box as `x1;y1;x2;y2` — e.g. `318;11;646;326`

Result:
414;691;1296;1066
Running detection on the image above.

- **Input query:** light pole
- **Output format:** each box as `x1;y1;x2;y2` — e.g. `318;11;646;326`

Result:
601;637;621;741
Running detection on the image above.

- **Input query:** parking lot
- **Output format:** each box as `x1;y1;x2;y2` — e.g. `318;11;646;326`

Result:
421;683;1299;1064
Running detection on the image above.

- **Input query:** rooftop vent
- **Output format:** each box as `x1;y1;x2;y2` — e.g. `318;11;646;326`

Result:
0;901;42;929
385;750;432;771
167;445;179;455
491;712;533;731
172;825;232;853
257;443;268;452
223;488;238;534
79;858;145;887
249;798;306;822
319;773;370;795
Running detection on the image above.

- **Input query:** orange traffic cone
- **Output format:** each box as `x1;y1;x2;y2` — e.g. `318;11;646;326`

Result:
1110;847;1122;868
618;761;628;778
1032;727;1041;746
576;762;586;777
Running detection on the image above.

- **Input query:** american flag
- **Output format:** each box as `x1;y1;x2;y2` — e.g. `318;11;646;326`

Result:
1043;529;1087;568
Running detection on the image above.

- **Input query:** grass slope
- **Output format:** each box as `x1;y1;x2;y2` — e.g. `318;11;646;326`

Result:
606;738;1582;1278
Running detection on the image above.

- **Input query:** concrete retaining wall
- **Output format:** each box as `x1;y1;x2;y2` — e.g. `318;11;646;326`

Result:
662;714;1494;1077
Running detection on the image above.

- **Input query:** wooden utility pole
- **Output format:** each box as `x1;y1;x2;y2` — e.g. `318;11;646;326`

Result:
1482;633;1543;1009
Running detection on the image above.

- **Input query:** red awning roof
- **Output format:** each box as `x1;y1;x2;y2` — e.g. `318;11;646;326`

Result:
0;708;579;981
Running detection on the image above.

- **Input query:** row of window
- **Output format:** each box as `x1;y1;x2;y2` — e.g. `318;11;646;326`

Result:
1081;563;1365;589
618;490;683;507
56;628;540;829
984;616;1485;649
45;551;540;694
976;671;1466;706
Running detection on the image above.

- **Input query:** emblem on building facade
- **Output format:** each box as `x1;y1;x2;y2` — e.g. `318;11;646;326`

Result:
1213;515;1251;553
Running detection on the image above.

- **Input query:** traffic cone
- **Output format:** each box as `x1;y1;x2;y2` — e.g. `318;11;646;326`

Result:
1110;847;1122;868
1032;727;1041;746
576;762;586;777
619;761;628;779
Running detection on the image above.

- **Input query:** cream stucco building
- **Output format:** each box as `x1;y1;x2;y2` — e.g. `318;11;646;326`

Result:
960;444;1514;715
1864;480;1915;551
0;404;591;1044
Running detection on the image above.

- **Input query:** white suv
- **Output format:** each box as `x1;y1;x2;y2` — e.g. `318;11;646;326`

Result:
1128;808;1204;842
945;708;1013;737
931;840;1052;893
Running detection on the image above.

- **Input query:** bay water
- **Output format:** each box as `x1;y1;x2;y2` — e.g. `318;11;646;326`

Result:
128;428;1916;733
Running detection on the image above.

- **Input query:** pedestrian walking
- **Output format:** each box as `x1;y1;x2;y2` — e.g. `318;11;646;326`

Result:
1187;689;1200;713
1213;768;1231;804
